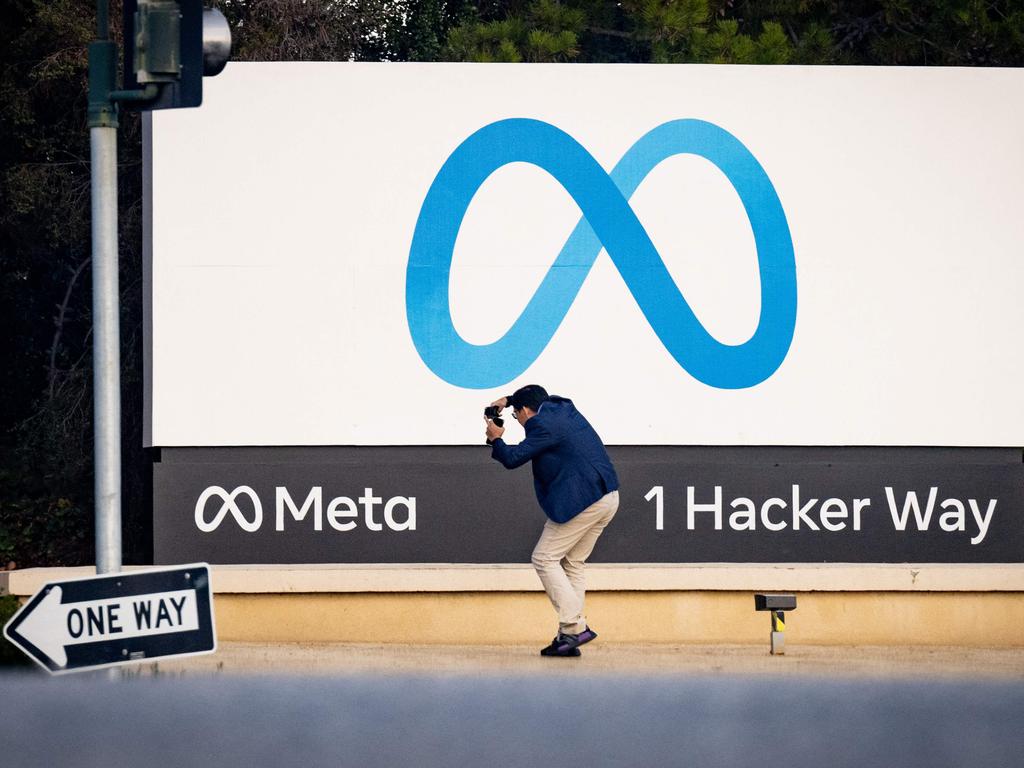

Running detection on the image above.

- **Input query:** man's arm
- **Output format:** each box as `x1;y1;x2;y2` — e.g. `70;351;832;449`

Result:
491;420;560;469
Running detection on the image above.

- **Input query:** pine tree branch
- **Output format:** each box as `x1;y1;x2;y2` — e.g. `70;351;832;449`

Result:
48;256;90;401
586;26;638;41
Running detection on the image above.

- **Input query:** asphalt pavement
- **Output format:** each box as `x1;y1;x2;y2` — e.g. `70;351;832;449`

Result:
1;670;1022;767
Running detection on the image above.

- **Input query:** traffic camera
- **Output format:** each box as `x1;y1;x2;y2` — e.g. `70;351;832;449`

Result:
123;0;232;110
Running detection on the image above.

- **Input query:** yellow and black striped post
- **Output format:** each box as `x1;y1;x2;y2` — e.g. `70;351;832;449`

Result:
754;593;797;656
771;610;786;655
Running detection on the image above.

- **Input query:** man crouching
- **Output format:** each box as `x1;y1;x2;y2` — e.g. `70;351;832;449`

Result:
485;385;619;658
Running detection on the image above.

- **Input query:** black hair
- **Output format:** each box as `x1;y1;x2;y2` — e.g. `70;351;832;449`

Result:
509;384;549;412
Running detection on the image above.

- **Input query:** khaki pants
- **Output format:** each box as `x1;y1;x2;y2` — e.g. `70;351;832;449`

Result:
531;490;619;636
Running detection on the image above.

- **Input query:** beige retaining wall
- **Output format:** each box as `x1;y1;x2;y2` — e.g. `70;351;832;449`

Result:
3;564;1023;647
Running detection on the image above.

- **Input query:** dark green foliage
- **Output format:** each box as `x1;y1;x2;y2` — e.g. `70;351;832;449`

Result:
2;0;101;569
1;0;1023;568
0;594;33;667
0;483;89;568
219;0;391;61
445;0;586;61
1;0;147;568
445;0;806;63
441;1;1024;65
731;0;1024;66
368;1;478;61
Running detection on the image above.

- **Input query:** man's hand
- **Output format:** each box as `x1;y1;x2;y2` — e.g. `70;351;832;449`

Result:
485;415;505;443
489;396;509;409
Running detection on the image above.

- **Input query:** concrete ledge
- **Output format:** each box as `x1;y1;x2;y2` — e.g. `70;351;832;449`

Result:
211;592;1024;647
4;565;1022;646
3;563;1023;596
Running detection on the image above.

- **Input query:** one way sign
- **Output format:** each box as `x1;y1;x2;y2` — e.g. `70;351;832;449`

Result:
3;564;216;674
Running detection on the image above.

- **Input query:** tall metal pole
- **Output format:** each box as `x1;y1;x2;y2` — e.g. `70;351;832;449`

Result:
90;127;121;575
89;0;122;575
86;1;230;577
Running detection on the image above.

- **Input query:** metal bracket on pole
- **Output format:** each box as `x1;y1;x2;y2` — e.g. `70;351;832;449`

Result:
88;40;119;129
111;84;161;103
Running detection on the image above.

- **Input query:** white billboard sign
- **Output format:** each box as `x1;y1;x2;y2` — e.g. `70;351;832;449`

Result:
146;63;1024;446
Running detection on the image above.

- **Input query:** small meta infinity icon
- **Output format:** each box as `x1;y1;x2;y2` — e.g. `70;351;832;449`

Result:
406;118;797;390
194;486;263;532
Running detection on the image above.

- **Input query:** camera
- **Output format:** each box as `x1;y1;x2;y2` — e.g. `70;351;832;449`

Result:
483;405;504;427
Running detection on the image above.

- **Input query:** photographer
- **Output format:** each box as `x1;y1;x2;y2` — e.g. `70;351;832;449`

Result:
485;385;619;658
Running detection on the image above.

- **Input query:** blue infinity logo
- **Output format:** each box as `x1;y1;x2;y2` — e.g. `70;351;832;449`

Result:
406;118;796;389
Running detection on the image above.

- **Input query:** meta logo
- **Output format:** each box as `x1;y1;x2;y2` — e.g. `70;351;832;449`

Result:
194;486;416;533
406;118;798;389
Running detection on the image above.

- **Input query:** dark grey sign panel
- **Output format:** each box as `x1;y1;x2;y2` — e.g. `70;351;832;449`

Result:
153;447;1024;564
3;564;216;674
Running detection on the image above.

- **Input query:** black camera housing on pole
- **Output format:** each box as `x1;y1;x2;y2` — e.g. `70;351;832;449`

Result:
123;0;229;111
755;593;797;655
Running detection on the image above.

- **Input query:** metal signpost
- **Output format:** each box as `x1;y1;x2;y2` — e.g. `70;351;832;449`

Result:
73;0;230;676
87;1;231;577
3;565;216;674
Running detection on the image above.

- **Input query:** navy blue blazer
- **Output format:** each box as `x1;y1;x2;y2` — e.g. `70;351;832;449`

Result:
491;396;619;523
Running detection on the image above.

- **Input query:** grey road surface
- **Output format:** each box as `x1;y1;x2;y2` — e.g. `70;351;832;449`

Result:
1;672;1021;767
